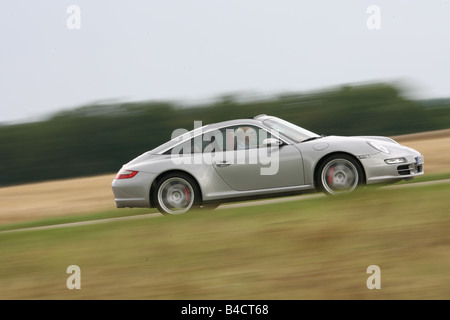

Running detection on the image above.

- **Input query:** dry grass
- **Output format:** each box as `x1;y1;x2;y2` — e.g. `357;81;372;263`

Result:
391;129;450;174
0;174;117;225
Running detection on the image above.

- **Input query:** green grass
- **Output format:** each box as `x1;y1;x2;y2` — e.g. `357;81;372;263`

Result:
0;208;153;233
0;181;449;299
397;171;450;184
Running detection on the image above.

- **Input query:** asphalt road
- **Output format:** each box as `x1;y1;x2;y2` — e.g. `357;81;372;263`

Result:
2;179;449;234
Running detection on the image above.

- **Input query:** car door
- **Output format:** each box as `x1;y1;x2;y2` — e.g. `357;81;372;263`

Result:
209;125;304;191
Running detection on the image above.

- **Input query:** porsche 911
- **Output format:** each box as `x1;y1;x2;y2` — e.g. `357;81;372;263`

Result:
112;115;424;215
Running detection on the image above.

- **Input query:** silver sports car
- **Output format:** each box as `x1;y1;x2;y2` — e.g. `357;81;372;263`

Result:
112;114;424;215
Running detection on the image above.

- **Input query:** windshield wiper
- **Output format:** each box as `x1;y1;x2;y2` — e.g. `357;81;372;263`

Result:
301;135;326;143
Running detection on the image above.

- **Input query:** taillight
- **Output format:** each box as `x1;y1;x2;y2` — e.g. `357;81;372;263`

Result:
115;170;139;179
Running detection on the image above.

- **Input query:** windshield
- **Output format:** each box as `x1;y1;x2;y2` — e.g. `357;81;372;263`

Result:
263;118;319;143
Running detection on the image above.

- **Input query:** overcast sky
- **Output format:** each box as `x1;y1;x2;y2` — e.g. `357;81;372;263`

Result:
1;1;449;123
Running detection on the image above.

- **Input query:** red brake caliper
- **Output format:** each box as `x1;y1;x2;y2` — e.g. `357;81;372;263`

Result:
328;167;335;185
184;186;191;205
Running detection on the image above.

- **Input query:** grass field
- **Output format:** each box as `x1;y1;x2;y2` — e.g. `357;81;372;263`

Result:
0;182;449;299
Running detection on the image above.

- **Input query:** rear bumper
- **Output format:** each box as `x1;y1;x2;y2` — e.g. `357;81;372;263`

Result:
111;171;156;208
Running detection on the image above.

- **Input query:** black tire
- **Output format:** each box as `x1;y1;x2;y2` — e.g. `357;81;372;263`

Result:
317;154;364;195
153;172;201;215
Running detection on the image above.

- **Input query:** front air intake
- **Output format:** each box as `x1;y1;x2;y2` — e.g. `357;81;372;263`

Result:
397;165;411;176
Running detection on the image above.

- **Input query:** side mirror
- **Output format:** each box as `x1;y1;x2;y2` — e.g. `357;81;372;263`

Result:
262;138;283;147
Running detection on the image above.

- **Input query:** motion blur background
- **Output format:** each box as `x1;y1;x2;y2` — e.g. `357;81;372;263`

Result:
0;1;449;187
1;1;450;301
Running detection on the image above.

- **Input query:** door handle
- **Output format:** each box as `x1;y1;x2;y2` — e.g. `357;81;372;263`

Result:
214;161;231;167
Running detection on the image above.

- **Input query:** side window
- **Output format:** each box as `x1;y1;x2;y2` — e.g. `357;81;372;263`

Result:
220;125;272;151
165;125;273;155
202;129;224;153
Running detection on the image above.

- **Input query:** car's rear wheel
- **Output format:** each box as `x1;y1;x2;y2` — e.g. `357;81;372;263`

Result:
154;173;200;215
317;154;364;195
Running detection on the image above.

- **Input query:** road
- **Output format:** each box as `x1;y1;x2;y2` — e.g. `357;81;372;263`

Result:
2;179;449;234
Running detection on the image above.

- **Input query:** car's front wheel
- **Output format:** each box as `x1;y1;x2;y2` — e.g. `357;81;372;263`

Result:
154;173;200;215
317;154;364;195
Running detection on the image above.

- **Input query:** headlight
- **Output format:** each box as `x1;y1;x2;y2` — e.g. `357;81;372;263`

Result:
367;141;390;154
384;157;407;164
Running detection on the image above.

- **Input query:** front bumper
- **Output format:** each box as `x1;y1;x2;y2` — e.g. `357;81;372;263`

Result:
360;152;424;185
